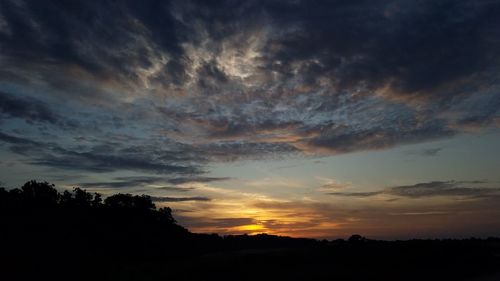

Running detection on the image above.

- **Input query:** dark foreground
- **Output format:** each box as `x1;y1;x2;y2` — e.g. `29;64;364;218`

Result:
3;238;500;281
2;181;500;280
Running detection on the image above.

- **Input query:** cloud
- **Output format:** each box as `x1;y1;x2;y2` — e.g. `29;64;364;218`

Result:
78;175;229;190
0;130;204;175
389;211;449;216
173;216;259;231
166;176;231;185
299;119;455;154
0;131;45;156
0;0;500;177
0;131;40;146
170;190;500;238
79;177;166;189
404;147;443;157
328;191;383;198
200;141;299;161
316;177;352;191
156;186;195;192
210;217;257;227
0;0;184;90
329;181;500;199
388;181;499;198
151;196;211;202
267;1;500;98
2;1;500;239
320;183;349;190
30;150;200;174
0;91;60;125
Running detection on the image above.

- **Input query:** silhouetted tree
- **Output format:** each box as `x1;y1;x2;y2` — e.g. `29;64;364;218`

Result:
92;192;102;207
158;207;176;224
20;180;59;206
60;190;73;206
104;193;155;211
348;234;367;244
73;187;93;207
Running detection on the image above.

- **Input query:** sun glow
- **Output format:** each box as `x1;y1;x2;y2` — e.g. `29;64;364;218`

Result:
233;224;266;232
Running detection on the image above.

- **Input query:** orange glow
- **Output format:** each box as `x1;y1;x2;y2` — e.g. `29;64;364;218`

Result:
233;224;266;232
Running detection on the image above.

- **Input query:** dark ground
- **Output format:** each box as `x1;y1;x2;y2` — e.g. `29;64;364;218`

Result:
3;238;500;281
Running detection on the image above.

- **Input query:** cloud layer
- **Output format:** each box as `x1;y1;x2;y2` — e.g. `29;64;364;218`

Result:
1;1;500;238
1;1;500;177
329;181;500;199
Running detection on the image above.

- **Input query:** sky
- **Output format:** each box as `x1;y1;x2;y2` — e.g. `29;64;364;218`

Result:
1;0;500;239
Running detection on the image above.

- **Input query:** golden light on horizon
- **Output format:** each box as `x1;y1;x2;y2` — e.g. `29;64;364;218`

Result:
233;224;266;233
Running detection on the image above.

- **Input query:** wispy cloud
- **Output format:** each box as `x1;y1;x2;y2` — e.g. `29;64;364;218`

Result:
0;2;500;240
316;177;352;191
329;181;500;199
151;196;211;202
0;0;499;176
0;91;61;125
404;147;444;157
0;130;204;175
78;176;229;191
166;176;231;185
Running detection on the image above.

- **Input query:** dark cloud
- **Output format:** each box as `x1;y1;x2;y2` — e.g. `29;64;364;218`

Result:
329;181;500;199
405;147;443;157
0;131;40;146
31;151;200;174
156;186;195;192
263;0;500;95
389;181;499;198
0;0;184;86
78;176;228;189
166;176;231;185
210;218;256;228
200;141;299;161
2;1;500;94
0;0;500;178
0;130;203;175
0;130;47;157
79;177;165;189
328;191;383;197
151;196;211;202
174;216;257;229
303;121;455;153
0;91;60;124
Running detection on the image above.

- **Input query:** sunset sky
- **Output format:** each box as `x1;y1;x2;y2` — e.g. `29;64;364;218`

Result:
1;0;500;239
